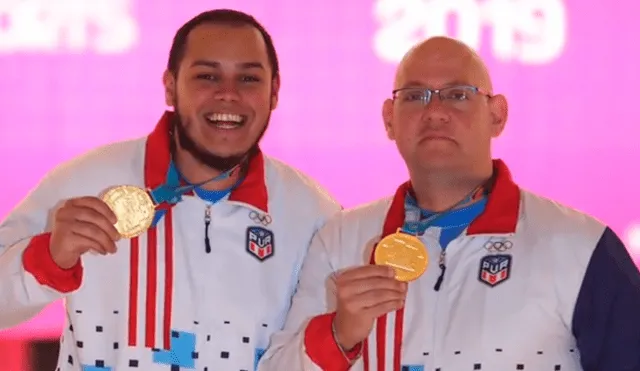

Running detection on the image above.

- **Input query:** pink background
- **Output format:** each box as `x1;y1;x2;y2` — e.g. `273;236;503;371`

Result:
0;0;639;341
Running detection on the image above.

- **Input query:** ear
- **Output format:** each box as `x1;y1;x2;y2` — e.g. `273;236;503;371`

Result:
488;94;509;138
162;70;176;107
270;74;281;110
382;98;395;140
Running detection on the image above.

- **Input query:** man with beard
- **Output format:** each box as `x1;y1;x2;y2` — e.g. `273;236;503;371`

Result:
258;37;640;371
0;9;340;371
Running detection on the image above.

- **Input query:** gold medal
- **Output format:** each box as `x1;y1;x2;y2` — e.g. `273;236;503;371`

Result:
101;185;156;239
374;228;429;282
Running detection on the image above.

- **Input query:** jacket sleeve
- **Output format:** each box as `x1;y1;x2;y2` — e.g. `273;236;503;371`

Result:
572;227;640;371
0;172;83;330
258;216;361;371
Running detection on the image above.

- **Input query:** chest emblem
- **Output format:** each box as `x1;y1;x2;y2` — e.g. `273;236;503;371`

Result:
246;226;275;261
478;254;512;287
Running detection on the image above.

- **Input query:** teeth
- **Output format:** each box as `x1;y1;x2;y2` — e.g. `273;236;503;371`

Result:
216;123;239;129
207;113;244;123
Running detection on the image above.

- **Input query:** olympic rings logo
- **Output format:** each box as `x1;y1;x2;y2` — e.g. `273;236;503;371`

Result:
249;211;272;226
483;240;513;252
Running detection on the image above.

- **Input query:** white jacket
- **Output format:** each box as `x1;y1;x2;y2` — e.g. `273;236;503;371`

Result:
0;112;341;371
259;160;640;371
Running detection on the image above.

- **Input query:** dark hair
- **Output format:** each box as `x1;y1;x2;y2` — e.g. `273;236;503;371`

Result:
167;9;280;78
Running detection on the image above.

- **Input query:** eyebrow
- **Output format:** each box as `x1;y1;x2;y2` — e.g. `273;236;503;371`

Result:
400;80;472;89
401;81;426;88
190;60;265;70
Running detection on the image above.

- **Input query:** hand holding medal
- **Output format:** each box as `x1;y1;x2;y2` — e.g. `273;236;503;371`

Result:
48;196;120;269
325;229;429;352
332;264;408;351
48;184;154;270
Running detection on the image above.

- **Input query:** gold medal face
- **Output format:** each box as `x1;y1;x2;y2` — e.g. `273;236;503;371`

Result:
101;185;155;239
374;231;429;282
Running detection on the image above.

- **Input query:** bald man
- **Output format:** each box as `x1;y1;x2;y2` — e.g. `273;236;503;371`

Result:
257;37;640;371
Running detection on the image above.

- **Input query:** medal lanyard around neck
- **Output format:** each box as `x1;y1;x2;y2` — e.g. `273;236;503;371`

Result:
402;184;485;235
149;164;240;207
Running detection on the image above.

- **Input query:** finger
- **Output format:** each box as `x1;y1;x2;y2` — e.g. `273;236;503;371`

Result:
337;265;395;282
363;299;405;318
343;289;407;311
70;222;117;254
339;276;407;297
59;205;119;241
69;231;109;255
68;197;118;225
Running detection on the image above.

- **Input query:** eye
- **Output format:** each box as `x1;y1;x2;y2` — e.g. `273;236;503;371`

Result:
196;74;218;81
240;75;261;83
442;88;470;100
398;89;426;102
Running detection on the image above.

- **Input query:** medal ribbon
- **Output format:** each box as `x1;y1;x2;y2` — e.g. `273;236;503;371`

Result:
401;185;486;235
150;164;238;205
148;163;241;227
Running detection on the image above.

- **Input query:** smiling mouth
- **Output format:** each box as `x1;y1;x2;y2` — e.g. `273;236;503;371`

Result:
205;113;248;129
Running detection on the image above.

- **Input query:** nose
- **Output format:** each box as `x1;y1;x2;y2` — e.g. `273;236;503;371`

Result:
213;81;241;102
421;98;450;124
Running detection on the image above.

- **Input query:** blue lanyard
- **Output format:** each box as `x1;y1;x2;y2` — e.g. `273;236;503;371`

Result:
149;163;238;206
402;189;484;235
149;163;240;228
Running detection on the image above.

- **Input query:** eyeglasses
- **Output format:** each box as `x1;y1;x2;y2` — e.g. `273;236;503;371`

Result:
392;85;492;108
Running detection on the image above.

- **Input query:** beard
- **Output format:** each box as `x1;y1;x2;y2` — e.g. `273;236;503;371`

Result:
170;105;271;173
